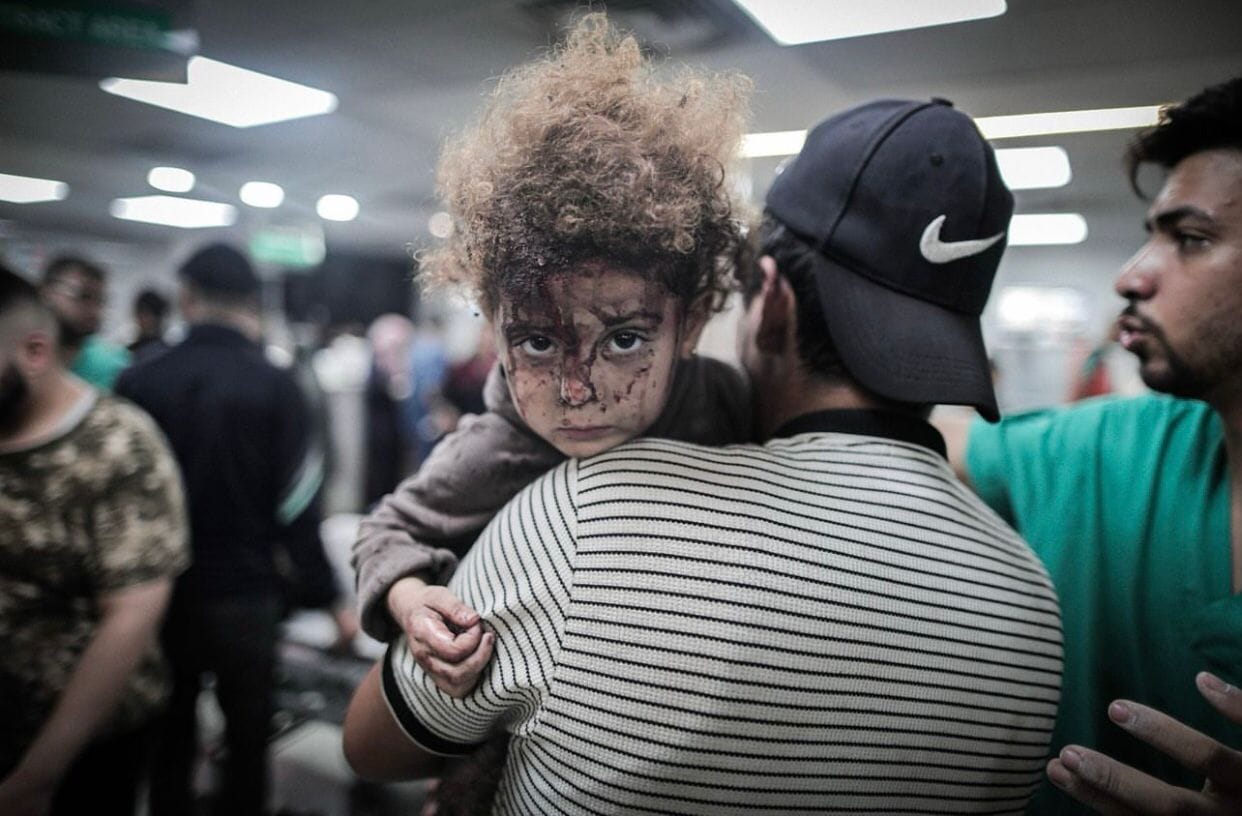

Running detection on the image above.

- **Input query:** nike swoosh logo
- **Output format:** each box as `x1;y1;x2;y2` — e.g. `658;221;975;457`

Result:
919;215;1005;264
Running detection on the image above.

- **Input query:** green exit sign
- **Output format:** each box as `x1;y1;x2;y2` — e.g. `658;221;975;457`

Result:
0;0;193;79
1;1;170;50
250;229;326;270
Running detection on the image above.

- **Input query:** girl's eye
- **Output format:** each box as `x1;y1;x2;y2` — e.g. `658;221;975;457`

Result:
608;331;644;354
519;335;556;356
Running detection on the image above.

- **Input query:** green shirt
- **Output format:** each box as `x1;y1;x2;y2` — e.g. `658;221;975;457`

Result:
70;335;131;390
967;393;1241;814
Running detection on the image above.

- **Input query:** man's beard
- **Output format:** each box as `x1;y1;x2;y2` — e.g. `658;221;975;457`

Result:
0;363;31;436
1123;306;1216;399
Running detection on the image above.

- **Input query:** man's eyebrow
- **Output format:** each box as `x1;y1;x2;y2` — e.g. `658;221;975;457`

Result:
600;310;663;328
1148;205;1214;232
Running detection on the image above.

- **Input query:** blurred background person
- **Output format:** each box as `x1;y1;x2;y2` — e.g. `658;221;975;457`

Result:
0;264;188;815
38;256;130;390
127;287;171;366
1066;318;1147;401
116;243;357;814
403;314;450;468
364;313;414;508
442;321;496;419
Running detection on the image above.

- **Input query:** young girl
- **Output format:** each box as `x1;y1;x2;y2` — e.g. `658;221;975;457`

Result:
349;14;752;811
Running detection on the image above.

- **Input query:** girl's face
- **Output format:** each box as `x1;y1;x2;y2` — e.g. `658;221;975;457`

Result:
494;264;704;458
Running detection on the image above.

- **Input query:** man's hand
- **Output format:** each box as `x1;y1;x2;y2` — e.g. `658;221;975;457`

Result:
386;577;494;698
1047;671;1242;814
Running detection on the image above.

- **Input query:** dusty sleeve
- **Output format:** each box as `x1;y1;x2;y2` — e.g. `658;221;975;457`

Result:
381;460;579;752
352;368;563;641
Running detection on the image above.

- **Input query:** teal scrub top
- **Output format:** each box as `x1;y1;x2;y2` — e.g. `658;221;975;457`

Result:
967;393;1241;814
71;336;131;390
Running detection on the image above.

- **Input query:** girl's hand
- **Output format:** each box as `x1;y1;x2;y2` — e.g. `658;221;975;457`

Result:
387;577;494;697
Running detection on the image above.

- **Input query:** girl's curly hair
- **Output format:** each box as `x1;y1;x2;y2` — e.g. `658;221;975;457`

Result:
420;13;752;315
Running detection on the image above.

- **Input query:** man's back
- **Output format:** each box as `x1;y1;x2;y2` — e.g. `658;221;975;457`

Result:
383;422;1062;814
116;323;321;599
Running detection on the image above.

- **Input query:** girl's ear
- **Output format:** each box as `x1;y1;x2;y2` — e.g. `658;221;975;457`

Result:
678;295;713;359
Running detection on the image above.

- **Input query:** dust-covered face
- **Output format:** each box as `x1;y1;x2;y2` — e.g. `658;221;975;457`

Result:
495;264;692;458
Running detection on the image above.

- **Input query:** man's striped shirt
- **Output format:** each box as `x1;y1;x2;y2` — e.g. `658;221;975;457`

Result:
384;420;1062;814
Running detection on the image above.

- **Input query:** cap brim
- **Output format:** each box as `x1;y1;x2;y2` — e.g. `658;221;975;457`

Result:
811;253;1000;422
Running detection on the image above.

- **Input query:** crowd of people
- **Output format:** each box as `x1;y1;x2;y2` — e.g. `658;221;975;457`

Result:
1;11;1240;816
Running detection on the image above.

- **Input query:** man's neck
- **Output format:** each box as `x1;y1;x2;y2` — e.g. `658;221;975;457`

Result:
193;310;261;342
0;371;89;451
757;372;922;441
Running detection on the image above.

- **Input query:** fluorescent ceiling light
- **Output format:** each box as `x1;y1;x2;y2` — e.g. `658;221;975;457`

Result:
110;195;237;229
977;105;1162;140
733;0;1005;45
0;172;69;203
317;194;358;222
147;166;195;193
100;56;338;128
997;286;1087;331
741;130;807;159
1008;213;1087;246
995;147;1071;190
240;181;285;208
743;102;1162;160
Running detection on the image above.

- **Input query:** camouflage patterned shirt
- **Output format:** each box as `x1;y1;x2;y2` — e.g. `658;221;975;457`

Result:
0;391;189;775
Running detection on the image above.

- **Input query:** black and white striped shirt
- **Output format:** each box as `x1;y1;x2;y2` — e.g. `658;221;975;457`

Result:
384;412;1062;814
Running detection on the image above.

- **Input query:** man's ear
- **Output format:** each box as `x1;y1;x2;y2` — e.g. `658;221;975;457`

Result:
677;295;713;359
755;255;794;354
16;329;57;378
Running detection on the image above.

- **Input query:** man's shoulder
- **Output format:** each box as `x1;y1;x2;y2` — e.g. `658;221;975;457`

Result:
584;435;763;467
120;336;294;393
972;392;1213;455
81;394;174;460
569;437;770;499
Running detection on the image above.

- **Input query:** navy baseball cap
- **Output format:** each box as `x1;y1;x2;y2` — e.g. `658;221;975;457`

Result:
765;98;1012;421
178;243;261;297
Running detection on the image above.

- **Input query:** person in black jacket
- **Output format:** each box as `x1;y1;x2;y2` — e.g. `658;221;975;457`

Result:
116;243;357;814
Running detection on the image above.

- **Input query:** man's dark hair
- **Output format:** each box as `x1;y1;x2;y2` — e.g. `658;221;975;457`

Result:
0;263;53;330
1127;75;1242;196
42;255;106;287
135;289;170;320
746;213;849;381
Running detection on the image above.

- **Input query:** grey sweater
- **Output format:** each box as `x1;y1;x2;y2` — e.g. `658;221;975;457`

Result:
351;354;752;641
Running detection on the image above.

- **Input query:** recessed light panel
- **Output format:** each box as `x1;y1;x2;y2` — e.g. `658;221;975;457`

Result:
100;56;338;128
111;195;237;228
428;211;453;239
995;147;1071;190
0;172;69;203
1007;213;1088;246
740;130;807;159
317;194;359;222
733;0;1006;45
977;106;1162;140
148;166;195;193
240;181;285;208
